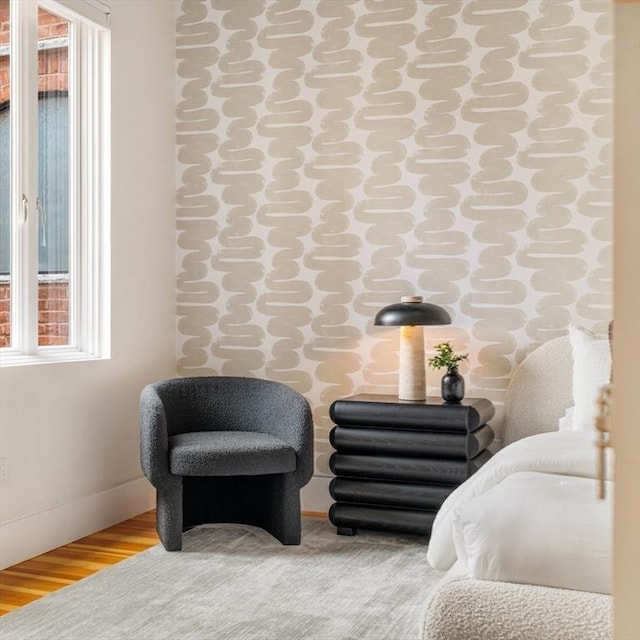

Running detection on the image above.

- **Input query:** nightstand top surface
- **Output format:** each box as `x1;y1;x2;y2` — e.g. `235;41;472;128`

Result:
342;394;491;408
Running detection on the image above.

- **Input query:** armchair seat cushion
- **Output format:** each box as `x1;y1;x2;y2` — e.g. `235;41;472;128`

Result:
169;431;297;476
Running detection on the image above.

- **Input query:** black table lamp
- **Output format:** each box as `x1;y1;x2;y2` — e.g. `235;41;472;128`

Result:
374;295;451;401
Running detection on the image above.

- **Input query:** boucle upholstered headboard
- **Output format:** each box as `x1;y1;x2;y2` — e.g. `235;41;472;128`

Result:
502;335;573;447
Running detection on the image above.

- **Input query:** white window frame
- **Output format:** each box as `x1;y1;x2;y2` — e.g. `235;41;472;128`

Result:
0;0;110;366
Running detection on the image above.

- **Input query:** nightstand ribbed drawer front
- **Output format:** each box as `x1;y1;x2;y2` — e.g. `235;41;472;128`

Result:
330;395;495;432
330;424;495;459
330;477;451;510
330;425;468;458
329;503;436;537
329;453;467;484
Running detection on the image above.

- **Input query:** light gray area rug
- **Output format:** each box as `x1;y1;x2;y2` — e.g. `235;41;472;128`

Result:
0;517;444;640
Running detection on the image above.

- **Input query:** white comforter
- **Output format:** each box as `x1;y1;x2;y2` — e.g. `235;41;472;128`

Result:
426;430;614;573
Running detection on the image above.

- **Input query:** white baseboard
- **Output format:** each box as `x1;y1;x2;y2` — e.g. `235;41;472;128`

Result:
301;474;332;515
0;477;155;570
0;475;333;569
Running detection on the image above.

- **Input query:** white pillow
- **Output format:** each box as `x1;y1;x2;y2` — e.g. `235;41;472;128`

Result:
557;405;574;431
569;325;611;432
452;471;612;594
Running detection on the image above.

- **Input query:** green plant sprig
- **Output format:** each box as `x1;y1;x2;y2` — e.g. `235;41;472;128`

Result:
428;341;469;371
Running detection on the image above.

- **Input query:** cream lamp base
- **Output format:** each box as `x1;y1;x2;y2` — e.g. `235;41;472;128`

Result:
398;325;426;401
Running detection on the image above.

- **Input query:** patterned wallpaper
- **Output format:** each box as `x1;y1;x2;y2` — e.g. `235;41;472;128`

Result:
176;0;612;475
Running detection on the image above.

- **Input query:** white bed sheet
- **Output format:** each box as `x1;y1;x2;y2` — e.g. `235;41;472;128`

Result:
452;471;612;593
426;430;614;572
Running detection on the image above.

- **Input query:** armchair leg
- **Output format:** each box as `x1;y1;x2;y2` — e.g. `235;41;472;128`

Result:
266;475;302;545
156;486;183;551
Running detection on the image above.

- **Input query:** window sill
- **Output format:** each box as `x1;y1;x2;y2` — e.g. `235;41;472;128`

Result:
0;348;108;367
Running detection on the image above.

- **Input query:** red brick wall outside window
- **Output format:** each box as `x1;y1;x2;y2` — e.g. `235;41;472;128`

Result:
0;6;70;347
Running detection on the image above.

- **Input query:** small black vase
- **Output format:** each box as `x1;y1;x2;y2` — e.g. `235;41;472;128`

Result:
441;366;465;403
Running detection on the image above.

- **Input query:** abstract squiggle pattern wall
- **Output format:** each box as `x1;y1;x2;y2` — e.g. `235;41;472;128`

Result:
176;0;612;474
176;2;220;376
460;0;529;395
302;0;364;467
518;1;591;344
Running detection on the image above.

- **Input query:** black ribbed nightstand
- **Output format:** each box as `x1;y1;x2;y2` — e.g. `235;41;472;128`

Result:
328;394;495;537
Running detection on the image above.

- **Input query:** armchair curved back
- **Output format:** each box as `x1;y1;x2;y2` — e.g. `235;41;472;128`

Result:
140;376;314;486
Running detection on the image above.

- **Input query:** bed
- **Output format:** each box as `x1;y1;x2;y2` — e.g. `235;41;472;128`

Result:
421;328;613;640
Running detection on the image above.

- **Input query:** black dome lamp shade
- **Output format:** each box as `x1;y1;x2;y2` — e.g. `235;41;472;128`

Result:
374;296;451;401
374;297;452;327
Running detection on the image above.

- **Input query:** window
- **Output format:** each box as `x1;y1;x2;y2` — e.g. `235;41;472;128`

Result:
0;0;110;364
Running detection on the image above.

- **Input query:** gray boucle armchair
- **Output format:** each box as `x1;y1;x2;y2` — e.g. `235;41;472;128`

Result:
140;376;314;551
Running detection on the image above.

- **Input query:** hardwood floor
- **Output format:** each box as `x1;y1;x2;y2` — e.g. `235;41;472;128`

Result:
0;510;327;617
0;510;159;616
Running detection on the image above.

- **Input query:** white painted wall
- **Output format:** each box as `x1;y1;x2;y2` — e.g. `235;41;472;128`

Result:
0;0;178;569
